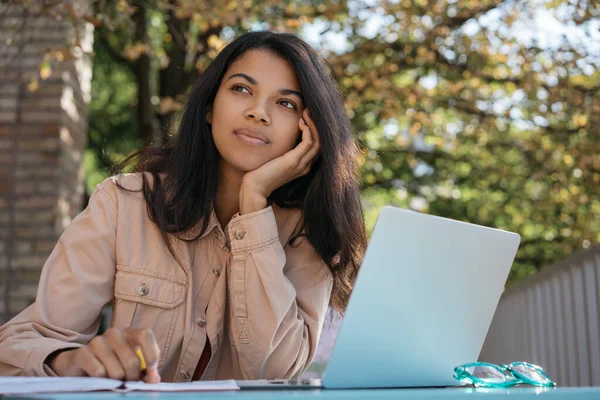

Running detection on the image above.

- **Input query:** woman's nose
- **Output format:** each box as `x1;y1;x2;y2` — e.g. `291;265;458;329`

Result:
245;103;271;124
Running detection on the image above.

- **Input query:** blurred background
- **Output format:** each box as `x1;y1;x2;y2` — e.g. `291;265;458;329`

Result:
0;0;598;386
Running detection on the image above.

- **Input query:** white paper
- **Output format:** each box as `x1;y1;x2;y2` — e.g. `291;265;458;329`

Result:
0;376;122;394
0;377;239;394
123;380;239;392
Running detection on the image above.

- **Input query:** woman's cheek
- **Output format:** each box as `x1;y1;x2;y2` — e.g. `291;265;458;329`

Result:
278;135;299;155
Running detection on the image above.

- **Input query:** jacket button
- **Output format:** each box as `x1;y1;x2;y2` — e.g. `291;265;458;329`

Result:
234;228;245;240
196;316;207;327
180;370;190;380
137;284;149;296
214;265;222;277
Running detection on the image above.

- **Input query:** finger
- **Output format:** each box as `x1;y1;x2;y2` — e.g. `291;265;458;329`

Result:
279;115;315;173
291;161;313;181
104;328;140;381
297;124;319;169
302;109;319;144
299;135;320;167
75;346;107;378
127;328;161;383
295;121;321;174
296;117;314;153
302;108;316;130
297;151;318;175
298;163;311;177
300;110;319;155
89;336;126;380
284;119;312;170
302;108;311;125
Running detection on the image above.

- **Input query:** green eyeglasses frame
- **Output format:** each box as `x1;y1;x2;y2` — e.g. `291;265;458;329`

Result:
453;361;556;388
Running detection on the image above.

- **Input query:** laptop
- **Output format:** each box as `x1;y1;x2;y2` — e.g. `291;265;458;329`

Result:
237;206;520;390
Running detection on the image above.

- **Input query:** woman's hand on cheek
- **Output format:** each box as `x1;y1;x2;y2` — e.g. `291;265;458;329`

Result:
239;109;320;214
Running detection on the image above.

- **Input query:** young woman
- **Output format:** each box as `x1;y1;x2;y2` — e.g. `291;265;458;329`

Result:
0;31;367;382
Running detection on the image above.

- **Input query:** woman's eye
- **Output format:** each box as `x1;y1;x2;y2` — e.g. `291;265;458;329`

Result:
231;85;295;110
279;100;296;110
232;84;250;94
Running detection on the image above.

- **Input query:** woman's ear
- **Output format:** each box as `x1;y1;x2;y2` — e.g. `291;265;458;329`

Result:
206;107;212;124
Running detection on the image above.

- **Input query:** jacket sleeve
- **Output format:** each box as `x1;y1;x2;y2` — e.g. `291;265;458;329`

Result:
0;180;118;376
226;206;333;379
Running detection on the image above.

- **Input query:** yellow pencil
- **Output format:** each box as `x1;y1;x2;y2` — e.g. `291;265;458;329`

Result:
135;347;147;379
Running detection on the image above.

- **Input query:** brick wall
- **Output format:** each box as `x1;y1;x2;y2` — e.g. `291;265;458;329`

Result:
0;1;93;323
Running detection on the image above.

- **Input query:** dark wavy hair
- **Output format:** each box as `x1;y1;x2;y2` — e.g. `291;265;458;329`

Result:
114;30;367;314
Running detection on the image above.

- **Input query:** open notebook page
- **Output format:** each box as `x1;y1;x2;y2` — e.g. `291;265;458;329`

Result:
0;376;239;394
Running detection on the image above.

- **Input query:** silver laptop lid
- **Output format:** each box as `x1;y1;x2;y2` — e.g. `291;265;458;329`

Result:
322;206;520;389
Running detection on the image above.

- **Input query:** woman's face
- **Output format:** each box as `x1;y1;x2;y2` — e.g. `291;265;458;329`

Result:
209;49;304;173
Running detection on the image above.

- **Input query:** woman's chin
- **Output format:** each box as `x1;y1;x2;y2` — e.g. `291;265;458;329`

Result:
222;157;269;174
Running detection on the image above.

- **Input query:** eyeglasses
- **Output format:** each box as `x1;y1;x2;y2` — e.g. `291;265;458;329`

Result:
453;361;556;388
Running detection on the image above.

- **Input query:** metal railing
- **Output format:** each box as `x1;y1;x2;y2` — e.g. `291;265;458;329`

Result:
480;244;600;387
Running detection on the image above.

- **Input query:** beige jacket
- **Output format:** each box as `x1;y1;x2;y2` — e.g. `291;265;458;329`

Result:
0;173;333;381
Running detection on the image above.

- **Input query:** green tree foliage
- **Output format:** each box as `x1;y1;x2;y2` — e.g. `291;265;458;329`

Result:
15;0;600;281
330;0;599;280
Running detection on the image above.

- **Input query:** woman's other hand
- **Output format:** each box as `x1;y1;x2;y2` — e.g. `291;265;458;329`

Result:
48;327;161;383
240;109;320;214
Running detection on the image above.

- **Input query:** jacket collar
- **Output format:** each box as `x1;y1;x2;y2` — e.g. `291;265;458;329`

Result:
177;208;220;241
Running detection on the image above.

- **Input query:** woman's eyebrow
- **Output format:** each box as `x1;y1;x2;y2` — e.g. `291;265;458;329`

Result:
227;73;303;102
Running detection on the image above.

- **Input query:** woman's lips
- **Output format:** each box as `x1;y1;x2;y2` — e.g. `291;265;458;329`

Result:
234;128;269;146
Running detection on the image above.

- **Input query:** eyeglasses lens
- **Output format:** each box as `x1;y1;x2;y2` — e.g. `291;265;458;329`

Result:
511;364;552;384
466;365;507;384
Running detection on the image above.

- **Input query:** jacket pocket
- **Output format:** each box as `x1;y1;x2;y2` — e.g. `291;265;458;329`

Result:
113;267;186;367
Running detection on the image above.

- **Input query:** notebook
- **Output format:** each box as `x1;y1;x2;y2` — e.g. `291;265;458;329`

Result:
0;376;239;395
